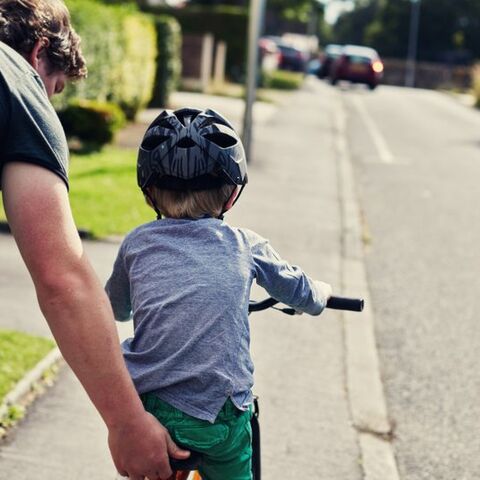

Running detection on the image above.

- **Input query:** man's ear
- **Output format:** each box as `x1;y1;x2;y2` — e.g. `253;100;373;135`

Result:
223;186;241;212
27;38;49;71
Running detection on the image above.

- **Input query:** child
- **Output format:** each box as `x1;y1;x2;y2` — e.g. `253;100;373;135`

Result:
105;107;332;480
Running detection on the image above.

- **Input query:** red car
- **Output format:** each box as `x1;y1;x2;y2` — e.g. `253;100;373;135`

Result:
329;45;384;90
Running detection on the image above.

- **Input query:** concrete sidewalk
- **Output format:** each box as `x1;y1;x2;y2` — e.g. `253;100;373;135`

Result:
1;80;369;479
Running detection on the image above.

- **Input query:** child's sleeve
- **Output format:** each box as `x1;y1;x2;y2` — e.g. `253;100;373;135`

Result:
248;232;330;316
105;243;132;321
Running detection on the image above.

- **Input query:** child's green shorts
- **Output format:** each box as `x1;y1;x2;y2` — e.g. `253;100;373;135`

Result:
141;393;253;480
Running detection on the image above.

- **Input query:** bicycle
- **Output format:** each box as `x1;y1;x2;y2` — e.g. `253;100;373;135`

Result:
166;295;364;480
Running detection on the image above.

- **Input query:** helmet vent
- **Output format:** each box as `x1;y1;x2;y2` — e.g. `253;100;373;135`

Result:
177;137;196;148
158;121;175;130
204;132;237;148
141;135;169;151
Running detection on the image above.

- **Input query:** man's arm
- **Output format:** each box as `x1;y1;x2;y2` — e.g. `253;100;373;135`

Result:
1;162;189;479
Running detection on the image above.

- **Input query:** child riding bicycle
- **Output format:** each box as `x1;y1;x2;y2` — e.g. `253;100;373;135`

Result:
105;108;332;480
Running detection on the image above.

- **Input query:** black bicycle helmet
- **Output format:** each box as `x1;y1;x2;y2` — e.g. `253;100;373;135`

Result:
137;107;248;192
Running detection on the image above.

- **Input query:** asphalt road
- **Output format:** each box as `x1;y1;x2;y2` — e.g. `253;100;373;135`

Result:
341;83;480;479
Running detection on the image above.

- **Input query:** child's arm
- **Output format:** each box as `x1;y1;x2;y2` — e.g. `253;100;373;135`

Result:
105;244;132;321
249;233;332;315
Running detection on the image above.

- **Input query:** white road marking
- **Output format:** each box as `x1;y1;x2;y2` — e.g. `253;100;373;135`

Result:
351;95;395;164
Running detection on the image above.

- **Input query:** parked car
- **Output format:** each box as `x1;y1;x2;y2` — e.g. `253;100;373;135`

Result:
329;45;384;90
317;44;344;79
276;43;308;72
258;37;280;72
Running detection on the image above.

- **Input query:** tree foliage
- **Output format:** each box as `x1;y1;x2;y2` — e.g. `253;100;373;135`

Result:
332;0;480;62
187;0;323;21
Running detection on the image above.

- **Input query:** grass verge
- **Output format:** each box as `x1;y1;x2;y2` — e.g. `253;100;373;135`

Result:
179;79;299;102
0;329;57;437
0;329;55;404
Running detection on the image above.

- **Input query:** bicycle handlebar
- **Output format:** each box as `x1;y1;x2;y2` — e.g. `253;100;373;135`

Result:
248;295;364;313
325;296;364;311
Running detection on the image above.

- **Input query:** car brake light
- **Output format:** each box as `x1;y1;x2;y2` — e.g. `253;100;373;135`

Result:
372;60;384;73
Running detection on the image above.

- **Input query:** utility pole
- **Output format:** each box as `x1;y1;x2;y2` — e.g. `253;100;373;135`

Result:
242;0;266;163
405;0;421;88
307;1;319;37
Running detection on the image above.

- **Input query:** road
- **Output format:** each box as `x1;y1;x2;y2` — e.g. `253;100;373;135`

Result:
341;83;480;479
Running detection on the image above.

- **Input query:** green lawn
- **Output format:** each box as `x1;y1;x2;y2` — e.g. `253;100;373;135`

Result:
68;147;154;237
0;147;154;238
0;330;55;403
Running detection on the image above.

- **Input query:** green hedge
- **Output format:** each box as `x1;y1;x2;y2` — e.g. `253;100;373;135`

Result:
141;5;248;82
58;99;126;148
150;16;182;108
261;70;305;90
56;0;157;120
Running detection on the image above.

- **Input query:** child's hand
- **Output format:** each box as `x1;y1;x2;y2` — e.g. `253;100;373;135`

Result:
315;280;333;302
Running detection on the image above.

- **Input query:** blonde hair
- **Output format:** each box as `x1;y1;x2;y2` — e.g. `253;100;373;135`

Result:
146;184;236;219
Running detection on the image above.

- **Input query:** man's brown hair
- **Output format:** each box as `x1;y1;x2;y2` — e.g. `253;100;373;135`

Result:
0;0;87;78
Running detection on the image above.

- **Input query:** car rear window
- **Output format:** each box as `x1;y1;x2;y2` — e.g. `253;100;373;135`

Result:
347;55;372;64
279;45;298;54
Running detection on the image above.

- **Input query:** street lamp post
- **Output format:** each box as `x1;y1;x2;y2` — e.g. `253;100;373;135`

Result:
405;0;421;88
242;0;266;163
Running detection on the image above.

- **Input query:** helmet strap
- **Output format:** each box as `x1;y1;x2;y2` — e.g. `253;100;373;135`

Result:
142;188;163;220
219;184;245;218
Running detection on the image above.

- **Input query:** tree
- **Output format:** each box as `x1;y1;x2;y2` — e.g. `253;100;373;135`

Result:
332;0;480;62
333;0;380;46
187;0;323;22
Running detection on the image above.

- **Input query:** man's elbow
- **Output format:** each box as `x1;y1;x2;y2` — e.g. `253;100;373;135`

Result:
34;261;97;310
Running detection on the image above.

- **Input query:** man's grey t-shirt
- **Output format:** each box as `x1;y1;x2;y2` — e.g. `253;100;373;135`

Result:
0;41;69;187
106;217;327;423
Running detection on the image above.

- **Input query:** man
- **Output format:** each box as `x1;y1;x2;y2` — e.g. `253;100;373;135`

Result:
0;1;189;478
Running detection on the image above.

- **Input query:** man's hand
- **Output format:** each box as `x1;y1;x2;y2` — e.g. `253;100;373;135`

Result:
109;411;190;480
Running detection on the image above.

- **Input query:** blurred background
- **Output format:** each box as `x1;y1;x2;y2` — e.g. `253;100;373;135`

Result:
44;0;480;156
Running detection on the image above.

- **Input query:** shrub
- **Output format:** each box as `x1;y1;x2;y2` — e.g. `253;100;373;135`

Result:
113;12;157;119
261;70;305;90
56;0;157;120
58;100;126;148
150;15;182;108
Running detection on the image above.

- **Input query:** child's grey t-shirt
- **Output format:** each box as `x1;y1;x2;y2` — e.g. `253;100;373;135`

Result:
106;217;327;423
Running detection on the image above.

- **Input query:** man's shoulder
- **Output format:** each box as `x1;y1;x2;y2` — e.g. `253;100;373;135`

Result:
0;41;39;86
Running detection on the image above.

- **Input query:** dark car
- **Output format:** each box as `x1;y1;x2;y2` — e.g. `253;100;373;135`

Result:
276;43;308;72
329;45;384;90
317;44;344;79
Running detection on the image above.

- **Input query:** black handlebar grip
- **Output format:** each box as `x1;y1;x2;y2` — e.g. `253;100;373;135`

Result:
326;296;364;312
248;297;278;312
